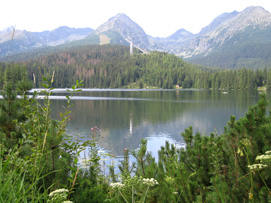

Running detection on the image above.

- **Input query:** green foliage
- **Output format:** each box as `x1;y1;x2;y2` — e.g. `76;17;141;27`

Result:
2;54;271;202
0;85;26;148
0;145;46;202
0;77;102;202
0;45;270;91
109;93;271;202
107;176;159;203
71;126;108;202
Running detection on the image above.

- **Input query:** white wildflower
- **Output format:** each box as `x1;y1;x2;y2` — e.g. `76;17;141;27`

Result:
256;154;271;161
142;178;159;187
49;188;69;197
110;182;125;189
63;201;73;203
248;164;268;170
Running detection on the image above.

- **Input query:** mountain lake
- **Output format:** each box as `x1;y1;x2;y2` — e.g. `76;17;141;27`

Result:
43;89;264;170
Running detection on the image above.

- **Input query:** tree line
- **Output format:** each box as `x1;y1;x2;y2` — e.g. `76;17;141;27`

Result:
0;45;271;91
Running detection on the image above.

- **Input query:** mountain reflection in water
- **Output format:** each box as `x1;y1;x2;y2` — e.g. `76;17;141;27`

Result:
46;89;260;158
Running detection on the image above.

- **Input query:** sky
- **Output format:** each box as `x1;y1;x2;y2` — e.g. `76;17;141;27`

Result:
1;0;271;37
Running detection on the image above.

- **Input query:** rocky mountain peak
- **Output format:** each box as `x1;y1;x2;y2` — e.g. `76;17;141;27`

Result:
0;27;15;43
199;11;238;35
0;26;15;33
94;13;149;48
0;27;31;43
95;13;145;35
113;13;129;19
197;6;271;50
165;28;193;42
214;6;271;34
237;6;271;27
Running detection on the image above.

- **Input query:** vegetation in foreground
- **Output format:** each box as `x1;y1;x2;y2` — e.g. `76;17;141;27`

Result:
2;70;271;202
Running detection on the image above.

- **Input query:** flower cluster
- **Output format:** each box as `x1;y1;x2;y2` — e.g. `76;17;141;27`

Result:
165;176;175;184
248;164;268;170
142;178;159;187
124;175;139;187
237;148;244;157
48;188;70;203
49;188;69;197
256;154;271;161
110;182;125;189
91;126;101;134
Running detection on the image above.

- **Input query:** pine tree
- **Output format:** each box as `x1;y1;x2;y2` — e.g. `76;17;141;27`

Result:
0;85;26;147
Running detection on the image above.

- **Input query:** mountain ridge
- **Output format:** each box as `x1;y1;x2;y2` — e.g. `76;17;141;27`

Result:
0;26;93;57
1;6;271;69
184;6;271;68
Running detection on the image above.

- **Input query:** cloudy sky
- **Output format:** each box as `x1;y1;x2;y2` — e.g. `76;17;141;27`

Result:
1;0;270;37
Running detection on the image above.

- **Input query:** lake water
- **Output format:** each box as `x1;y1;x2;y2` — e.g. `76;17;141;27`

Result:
47;89;262;162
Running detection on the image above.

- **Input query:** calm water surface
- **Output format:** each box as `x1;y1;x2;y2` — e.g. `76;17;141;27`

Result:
48;89;261;160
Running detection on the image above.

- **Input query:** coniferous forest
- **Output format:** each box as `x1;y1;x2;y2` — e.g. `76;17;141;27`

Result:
0;45;271;91
1;45;271;202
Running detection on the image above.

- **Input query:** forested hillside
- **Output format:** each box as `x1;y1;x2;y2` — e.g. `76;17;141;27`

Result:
0;45;270;90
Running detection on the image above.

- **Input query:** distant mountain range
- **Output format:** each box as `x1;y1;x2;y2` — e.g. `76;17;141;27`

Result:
1;6;271;69
0;26;93;57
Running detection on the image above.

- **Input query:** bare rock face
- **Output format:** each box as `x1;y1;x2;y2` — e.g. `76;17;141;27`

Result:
182;6;271;68
92;13;150;49
173;6;271;58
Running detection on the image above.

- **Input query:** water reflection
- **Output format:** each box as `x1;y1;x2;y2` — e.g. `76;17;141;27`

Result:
49;89;260;156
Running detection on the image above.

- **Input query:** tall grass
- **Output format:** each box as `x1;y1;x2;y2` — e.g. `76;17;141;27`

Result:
0;145;49;202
